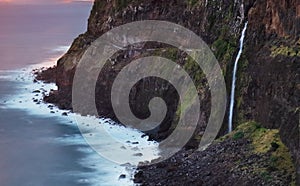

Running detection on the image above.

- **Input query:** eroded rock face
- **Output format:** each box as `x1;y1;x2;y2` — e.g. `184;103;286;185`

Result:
44;0;245;140
238;0;300;182
247;0;300;40
39;0;299;182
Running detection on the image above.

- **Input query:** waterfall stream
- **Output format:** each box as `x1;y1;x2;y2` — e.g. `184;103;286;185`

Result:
228;22;248;132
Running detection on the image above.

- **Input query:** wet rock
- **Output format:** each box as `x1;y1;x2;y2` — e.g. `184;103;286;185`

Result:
133;153;143;157
120;146;126;150
131;147;139;151
119;174;126;179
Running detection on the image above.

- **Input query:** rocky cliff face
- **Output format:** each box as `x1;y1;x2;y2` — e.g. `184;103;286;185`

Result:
45;0;249;140
39;0;299;183
238;0;300;182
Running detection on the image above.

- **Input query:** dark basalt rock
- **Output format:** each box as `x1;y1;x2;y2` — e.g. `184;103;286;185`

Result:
119;174;126;179
134;123;296;185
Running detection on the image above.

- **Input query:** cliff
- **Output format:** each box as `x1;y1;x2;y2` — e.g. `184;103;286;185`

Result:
38;0;299;184
239;1;300;183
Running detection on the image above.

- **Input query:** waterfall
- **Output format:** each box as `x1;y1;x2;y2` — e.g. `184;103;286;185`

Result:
228;22;248;133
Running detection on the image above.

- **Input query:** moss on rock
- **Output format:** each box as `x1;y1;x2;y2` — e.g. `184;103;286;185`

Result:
270;44;300;58
226;122;296;185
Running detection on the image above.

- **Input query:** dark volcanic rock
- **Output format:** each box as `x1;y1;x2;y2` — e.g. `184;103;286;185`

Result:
119;174;126;179
134;123;296;185
38;0;247;144
236;0;300;182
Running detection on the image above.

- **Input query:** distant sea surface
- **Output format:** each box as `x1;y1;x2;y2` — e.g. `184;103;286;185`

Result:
0;3;159;186
0;2;91;70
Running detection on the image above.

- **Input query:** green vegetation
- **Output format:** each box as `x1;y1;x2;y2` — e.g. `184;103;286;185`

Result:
186;0;211;9
161;48;179;62
232;131;244;140
151;47;207;140
216;121;296;185
155;47;205;87
183;55;205;84
212;38;229;59
271;45;300;57
234;57;250;123
260;171;272;181
212;37;236;62
227;122;296;184
187;0;199;7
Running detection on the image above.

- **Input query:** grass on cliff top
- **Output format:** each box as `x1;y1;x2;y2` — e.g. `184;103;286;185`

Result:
218;121;296;185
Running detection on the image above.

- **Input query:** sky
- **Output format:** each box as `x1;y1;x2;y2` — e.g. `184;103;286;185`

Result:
0;0;93;70
0;0;93;4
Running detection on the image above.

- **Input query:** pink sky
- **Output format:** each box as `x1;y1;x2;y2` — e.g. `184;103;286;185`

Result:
0;0;93;4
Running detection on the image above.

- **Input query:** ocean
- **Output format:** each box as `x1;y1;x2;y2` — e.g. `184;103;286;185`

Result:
0;2;158;186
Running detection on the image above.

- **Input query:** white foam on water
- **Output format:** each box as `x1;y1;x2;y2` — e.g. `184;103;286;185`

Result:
0;50;160;185
0;75;13;79
74;115;160;165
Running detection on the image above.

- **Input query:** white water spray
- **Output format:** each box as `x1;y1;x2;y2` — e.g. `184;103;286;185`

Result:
228;22;248;132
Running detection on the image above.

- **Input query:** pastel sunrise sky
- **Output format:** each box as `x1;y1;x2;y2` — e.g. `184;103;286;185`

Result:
0;0;93;4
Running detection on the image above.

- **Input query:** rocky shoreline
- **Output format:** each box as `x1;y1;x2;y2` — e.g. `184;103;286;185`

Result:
133;122;295;185
35;67;296;185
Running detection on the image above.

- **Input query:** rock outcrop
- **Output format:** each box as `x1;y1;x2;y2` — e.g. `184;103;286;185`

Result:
238;0;300;182
134;122;296;185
